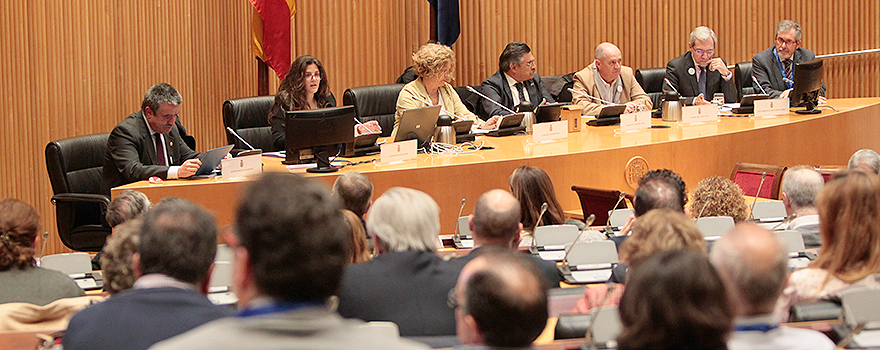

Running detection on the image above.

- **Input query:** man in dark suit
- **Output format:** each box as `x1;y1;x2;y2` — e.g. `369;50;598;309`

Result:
752;20;826;101
452;189;560;288
63;198;234;350
663;26;736;105
104;83;204;188
337;187;461;337
478;42;554;120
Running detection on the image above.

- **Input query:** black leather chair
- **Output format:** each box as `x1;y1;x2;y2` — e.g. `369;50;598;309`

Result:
45;133;112;252
543;72;575;103
453;85;480;116
735;61;758;101
222;96;276;153
635;67;666;109
342;84;404;137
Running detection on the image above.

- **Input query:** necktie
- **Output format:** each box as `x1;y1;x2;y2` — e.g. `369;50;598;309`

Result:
154;133;167;166
783;59;793;78
698;66;707;96
515;82;527;103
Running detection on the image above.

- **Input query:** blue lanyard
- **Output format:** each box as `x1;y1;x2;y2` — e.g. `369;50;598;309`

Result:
237;301;323;318
773;49;794;89
735;323;779;332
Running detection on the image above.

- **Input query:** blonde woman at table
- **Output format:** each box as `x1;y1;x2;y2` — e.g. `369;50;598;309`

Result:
391;43;500;140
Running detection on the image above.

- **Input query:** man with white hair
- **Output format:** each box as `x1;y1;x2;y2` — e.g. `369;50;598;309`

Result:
664;26;736;105
571;42;652;116
778;166;825;248
711;223;835;350
848;149;880;175
336;187;460;337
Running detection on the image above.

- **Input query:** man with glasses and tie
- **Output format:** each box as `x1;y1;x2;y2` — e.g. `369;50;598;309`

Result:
752;20;826;101
478;42;555;120
663;26;736;105
104;83;204;188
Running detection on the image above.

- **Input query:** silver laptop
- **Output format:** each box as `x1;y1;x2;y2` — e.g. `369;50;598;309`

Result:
393;105;442;146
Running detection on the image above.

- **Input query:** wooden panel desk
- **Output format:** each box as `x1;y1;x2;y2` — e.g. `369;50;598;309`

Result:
113;98;880;235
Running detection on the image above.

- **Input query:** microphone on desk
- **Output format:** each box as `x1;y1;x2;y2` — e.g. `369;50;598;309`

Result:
771;213;798;230
466;86;518;115
226;127;262;157
454;198;467;240
695;194;713;219
530;202;549;249
751;75;769;95
603;192;627;238
568;88;615;105
664;78;680;94
562;214;597;266
749;172;768;221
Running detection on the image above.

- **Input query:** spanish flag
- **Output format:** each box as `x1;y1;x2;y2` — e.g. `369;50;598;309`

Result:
251;0;296;80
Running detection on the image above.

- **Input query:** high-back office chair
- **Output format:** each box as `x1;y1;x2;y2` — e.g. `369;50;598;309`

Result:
542;72;575;103
635;67;666;109
343;84;405;137
730;162;787;199
453;86;480;115
735;61;758;101
45;133;112;252
222;96;276;153
571;186;633;226
814;165;846;183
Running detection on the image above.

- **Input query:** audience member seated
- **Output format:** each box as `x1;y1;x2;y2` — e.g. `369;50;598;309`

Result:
392;43;499;140
509;166;583;240
152;173;426;350
848;148;880;175
106;190;151;228
64;198;234;350
0;199;85;305
100;218;142;294
337;187;460;336
452;189;560;288
341;209;371;264
616;168;688;238
616;250;732;350
574;209;706;313
478;42;554;120
777;166;824;248
775;170;880;321
269;55;380;151
689;176;750;222
453;247;548;349
332;172;373;230
711;223;835;350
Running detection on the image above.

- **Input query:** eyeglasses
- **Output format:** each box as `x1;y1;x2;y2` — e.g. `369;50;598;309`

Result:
775;37;799;47
446;288;459;309
693;48;715;56
304;72;322;80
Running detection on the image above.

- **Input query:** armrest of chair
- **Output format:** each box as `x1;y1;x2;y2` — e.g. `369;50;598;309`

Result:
51;193;111;230
554;313;591;340
51;193;111;206
788;300;842;323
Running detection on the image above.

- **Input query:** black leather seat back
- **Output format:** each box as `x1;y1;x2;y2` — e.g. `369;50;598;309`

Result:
343;84;404;137
735;61;757;101
543;73;575;103
635;67;666;108
453;86;480;115
46;133;110;196
222;96;276;152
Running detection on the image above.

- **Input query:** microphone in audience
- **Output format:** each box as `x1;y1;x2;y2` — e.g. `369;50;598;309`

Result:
530;202;549;249
466;86;517;115
584;280;617;346
749;172;768;221
568;88;615;105
562;214;597;266
454;198;466;239
663;78;680;94
226;127;262;157
696;194;713;219
751;75;769;95
603;192;627;238
770;212;798;230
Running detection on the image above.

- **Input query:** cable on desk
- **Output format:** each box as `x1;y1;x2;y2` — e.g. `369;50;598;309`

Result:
426;140;484;156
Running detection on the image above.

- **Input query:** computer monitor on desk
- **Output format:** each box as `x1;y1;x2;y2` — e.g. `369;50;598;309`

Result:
284;106;356;173
792;58;824;115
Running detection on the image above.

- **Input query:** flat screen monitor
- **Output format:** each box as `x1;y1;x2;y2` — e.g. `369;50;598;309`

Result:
791;58;824;114
284;106;356;172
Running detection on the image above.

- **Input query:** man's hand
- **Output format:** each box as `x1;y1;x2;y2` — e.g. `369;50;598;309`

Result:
624;102;640;114
356;120;382;135
693;93;712;106
479;115;502;130
708;58;731;78
617;215;637;237
178;158;202;178
780;89;792;100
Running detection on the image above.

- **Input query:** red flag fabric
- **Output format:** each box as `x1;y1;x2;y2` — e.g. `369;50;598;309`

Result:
251;0;296;80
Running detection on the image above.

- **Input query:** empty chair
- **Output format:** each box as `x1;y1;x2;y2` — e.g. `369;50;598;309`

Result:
815;165;846;183
571;186;633;226
222;96;276;153
342;84;405;137
730;162;787;199
734;61;758;101
695;216;735;240
751;200;787;222
635;67;666;109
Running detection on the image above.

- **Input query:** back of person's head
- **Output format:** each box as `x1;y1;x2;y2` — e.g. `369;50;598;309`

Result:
340;209;371;264
619;209;706;268
813;170;880;282
366;187;439;253
509;166;564;229
332;172;373;217
101;218;142;294
138;198;217;285
456;247;548;347
634;170;687;217
471;189;521;246
780;165;824;211
498;42;531;72
710;223;788;316
0;199;40;271
689;176;750;222
141;83;182;113
617;249;732;350
848;149;880;175
637;169;687;212
236;173;348;302
106;190;151;228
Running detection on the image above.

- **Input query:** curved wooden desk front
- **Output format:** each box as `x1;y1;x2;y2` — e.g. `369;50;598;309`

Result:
113;98;880;234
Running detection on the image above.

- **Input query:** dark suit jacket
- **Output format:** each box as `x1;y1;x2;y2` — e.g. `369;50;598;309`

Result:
752;46;827;99
336;250;460;336
663;51;736;104
451;246;561;289
478;70;555;119
103;111;202;188
269;94;337;152
62;287;234;350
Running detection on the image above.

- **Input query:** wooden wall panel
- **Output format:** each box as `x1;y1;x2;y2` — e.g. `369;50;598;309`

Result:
1;0;878;255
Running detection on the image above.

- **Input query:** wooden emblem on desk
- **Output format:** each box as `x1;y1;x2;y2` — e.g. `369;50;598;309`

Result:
625;156;649;189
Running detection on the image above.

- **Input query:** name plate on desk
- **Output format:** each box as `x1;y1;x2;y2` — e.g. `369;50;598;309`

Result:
754;98;789;118
380;139;417;164
532;120;568;143
221;154;262;178
681;105;718;124
619;110;651;132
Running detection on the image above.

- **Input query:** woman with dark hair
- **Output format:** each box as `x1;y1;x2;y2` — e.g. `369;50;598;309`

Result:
617;249;732;350
508;166;567;232
269;55;380;151
0;198;84;305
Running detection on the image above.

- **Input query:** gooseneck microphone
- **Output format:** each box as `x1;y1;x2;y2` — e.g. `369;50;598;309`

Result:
771;213;798;230
530;202;549;249
455;198;466;239
696;194;713;219
226;127;256;151
603;192;627;238
749;172;768;221
568;88;615;105
751;75;769;95
563;214;597;265
467;86;517;115
664;78;680;94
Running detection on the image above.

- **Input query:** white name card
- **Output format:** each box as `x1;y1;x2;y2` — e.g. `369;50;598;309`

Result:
221;154;262;177
380;139;417;164
753;98;790;118
532;120;568;143
619;110;651;132
681;105;718;124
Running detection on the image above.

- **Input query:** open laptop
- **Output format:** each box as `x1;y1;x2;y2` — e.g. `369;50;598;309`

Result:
393;105;442;147
194;144;235;176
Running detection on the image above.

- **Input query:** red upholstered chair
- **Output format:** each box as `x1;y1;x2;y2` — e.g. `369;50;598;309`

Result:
570;186;633;225
815;165;846;183
730;163;787;199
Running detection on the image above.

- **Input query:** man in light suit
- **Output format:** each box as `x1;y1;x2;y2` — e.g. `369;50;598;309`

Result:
752;20;826;101
663;27;736;105
478;42;555;120
572;42;652;116
104;83;204;188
